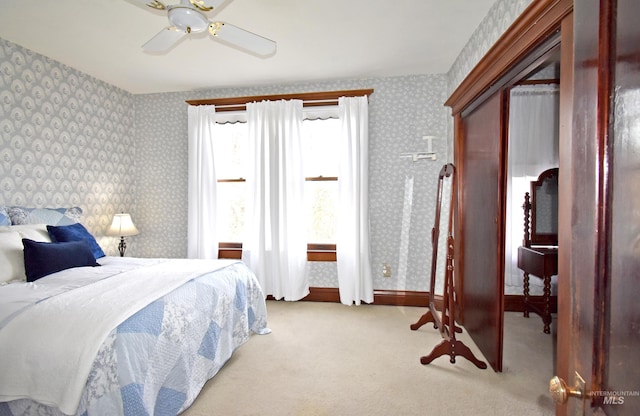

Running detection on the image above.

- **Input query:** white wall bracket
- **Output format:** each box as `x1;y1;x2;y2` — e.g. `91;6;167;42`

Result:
399;135;438;161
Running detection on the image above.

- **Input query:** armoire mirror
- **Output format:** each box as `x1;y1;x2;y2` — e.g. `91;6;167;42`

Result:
527;167;559;246
433;163;453;298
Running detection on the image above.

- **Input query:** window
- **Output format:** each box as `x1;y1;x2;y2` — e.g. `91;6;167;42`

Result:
214;122;247;244
302;118;339;245
214;117;340;260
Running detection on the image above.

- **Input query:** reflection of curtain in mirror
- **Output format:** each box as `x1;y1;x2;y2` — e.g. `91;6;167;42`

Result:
505;85;559;290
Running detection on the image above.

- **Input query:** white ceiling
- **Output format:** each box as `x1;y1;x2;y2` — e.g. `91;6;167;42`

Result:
0;0;496;95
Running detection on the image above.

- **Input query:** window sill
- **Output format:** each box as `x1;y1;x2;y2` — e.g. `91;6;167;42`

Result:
218;243;336;262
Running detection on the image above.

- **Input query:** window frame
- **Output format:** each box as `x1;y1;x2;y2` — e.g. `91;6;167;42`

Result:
218;243;337;261
189;89;373;262
186;89;373;112
216;175;339;261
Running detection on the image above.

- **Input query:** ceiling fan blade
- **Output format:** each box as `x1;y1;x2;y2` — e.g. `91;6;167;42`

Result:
188;0;231;12
127;0;168;12
142;27;187;53
208;22;276;57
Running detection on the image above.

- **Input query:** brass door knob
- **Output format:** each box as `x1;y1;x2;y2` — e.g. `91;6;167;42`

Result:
549;373;586;404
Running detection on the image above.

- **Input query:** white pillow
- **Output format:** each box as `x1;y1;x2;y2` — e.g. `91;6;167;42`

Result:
0;224;52;242
0;225;51;283
0;231;27;283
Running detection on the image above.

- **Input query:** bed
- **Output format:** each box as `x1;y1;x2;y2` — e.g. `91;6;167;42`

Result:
0;207;270;416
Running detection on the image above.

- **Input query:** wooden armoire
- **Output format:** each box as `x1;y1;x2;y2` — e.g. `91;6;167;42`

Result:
446;0;640;414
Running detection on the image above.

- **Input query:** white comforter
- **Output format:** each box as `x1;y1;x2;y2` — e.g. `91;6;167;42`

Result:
0;257;265;415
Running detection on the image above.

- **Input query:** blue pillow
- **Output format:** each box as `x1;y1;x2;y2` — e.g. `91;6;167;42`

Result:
47;223;105;259
22;239;99;282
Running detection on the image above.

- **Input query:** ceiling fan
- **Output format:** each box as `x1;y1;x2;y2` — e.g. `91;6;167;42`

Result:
128;0;277;56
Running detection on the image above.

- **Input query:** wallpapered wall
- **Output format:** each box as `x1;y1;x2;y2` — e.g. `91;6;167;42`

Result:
0;39;136;256
0;0;536;292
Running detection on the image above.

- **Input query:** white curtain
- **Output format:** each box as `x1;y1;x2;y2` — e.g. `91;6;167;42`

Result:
506;85;559;288
187;105;219;259
336;96;374;305
242;99;309;301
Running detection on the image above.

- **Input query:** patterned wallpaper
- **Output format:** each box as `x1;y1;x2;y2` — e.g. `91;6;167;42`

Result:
0;39;136;257
0;0;538;293
447;0;534;97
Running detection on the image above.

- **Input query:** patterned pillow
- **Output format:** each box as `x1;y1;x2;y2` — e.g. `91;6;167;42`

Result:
0;206;10;226
8;207;83;226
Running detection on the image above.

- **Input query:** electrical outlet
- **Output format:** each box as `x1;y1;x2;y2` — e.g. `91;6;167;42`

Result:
382;263;391;278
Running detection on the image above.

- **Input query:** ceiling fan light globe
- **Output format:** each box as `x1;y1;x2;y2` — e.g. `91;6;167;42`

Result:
167;6;209;33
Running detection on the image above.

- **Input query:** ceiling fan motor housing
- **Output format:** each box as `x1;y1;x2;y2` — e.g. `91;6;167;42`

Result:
167;5;209;33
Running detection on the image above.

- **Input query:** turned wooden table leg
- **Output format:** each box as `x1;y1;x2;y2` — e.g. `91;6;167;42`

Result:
543;274;551;334
523;271;530;318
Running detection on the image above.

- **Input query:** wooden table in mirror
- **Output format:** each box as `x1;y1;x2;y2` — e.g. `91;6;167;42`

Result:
518;167;558;334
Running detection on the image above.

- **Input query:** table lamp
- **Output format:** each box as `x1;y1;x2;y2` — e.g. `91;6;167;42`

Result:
107;213;140;257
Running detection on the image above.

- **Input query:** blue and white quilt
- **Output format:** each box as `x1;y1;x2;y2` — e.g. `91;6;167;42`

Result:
0;257;270;416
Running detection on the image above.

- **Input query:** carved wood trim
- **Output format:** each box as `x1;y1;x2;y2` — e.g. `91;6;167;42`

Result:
515;78;560;86
445;0;573;115
186;89;374;112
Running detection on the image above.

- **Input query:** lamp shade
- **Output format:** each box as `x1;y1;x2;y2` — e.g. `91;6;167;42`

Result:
107;213;140;237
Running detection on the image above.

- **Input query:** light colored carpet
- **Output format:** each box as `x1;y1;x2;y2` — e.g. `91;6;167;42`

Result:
183;301;556;416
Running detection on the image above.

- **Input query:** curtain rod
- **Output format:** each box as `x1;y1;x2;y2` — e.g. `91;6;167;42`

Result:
514;78;560;86
185;89;374;112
